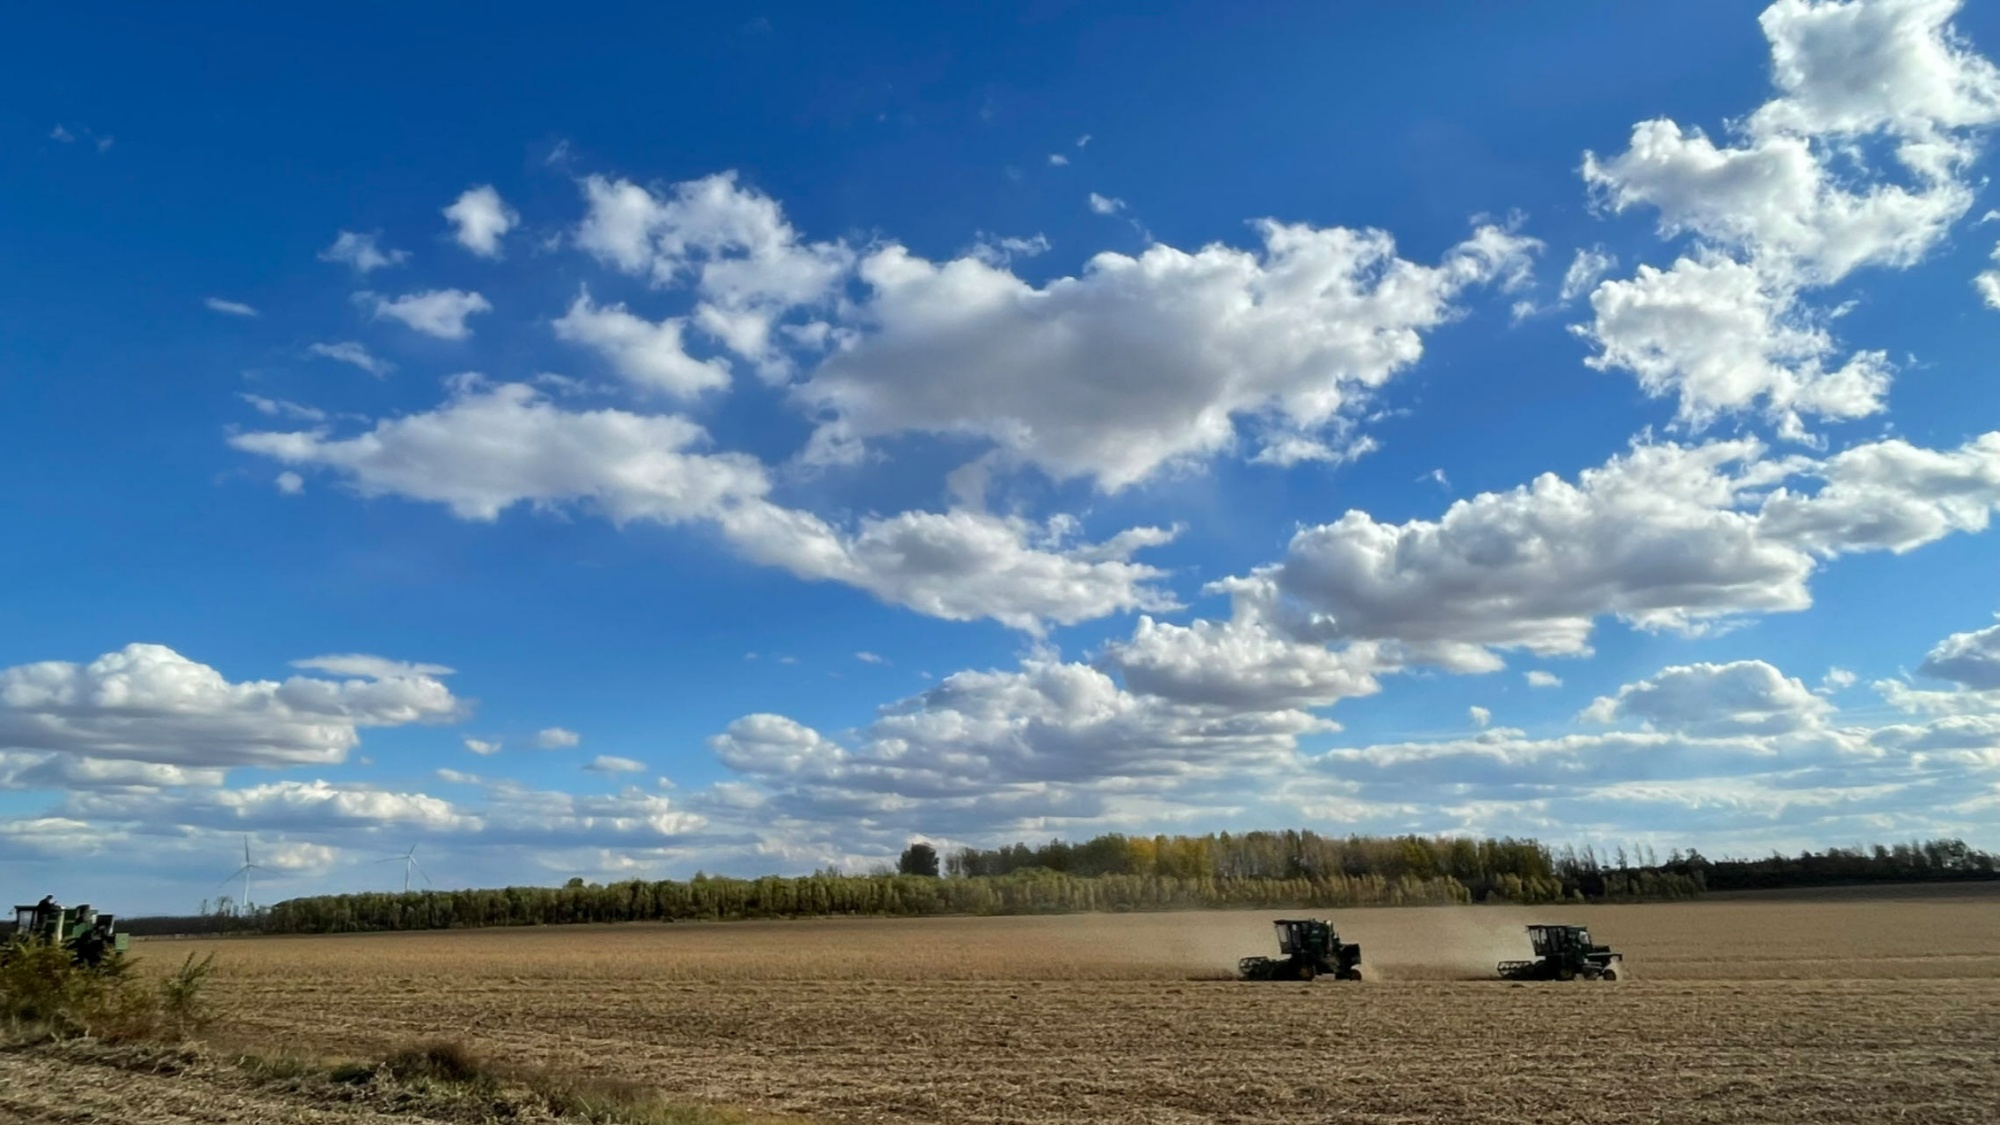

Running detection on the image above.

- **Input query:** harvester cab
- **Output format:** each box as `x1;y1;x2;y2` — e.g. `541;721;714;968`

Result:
1497;923;1620;981
1238;918;1363;981
7;895;130;968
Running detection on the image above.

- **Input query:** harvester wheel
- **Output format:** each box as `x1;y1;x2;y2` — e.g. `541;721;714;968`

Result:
1341;969;1363;982
1600;968;1618;982
1558;966;1577;982
1295;963;1317;982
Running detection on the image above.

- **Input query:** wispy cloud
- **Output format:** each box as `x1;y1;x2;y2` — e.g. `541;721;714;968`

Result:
204;297;259;317
319;231;409;275
50;124;114;153
307;341;394;377
239;394;327;423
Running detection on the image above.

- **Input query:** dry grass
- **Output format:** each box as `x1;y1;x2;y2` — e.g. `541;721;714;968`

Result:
104;887;2000;1123
0;1036;804;1125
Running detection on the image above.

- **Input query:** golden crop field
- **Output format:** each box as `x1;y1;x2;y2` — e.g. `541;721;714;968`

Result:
23;886;2000;1124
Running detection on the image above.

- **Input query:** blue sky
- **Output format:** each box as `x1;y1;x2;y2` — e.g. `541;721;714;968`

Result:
5;1;2000;913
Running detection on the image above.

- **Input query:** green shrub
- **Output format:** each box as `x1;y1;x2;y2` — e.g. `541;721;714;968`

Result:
0;941;215;1044
157;953;217;1036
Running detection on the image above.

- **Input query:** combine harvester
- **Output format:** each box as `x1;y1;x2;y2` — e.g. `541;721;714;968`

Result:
1497;923;1621;982
1238;918;1363;981
5;895;130;968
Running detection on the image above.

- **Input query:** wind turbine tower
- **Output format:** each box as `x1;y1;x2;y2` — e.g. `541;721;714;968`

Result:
222;836;271;914
379;845;433;894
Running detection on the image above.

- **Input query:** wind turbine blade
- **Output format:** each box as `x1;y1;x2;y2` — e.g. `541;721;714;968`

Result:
218;867;250;889
244;836;252;865
412;858;433;886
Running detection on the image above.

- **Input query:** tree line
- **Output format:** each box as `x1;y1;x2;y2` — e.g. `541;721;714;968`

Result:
135;832;1993;935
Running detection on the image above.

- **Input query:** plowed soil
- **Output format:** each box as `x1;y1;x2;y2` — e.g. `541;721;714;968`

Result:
69;887;2000;1123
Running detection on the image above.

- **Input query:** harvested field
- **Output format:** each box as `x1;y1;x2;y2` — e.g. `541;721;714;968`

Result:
90;887;2000;1123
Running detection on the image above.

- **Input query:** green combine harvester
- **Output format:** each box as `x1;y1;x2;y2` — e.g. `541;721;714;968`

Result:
1238;918;1363;981
1497;923;1621;981
6;896;130;968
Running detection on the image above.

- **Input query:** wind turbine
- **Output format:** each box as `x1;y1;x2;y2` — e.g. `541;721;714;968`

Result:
378;845;433;894
221;836;271;914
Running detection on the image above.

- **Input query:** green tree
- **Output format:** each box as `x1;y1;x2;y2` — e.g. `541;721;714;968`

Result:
898;842;941;877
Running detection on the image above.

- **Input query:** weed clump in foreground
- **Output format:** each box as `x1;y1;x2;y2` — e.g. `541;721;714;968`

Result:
0;943;215;1044
383;1038;490;1085
311;1037;790;1124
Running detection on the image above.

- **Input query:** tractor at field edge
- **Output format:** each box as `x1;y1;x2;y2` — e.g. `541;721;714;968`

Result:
5;895;130;969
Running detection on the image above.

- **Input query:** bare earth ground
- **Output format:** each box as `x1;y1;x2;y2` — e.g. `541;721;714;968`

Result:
8;887;1999;1123
0;1046;464;1125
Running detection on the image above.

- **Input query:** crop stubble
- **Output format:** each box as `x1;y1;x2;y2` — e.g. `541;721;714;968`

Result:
147;888;2000;1124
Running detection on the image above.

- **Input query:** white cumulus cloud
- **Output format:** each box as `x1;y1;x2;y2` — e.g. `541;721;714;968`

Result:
536;727;583;749
0;644;460;769
369;289;492;339
709;654;1330;836
1917;616;2000;690
551;290;730;397
1578;0;2000;432
574;172;851;373
797;222;1538;491
1098;613;1386;711
1580;660;1833;737
1579;254;1890;436
65;779;473;833
1218;430;2000;669
232;383;1176;631
443;185;519;258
